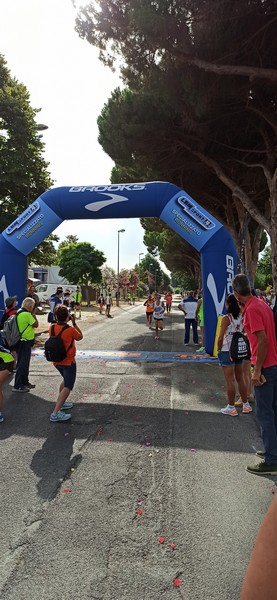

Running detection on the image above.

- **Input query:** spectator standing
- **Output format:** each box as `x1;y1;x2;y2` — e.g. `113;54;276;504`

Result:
217;294;250;416
47;287;63;323
98;293;105;314
27;285;40;309
12;297;38;393
73;286;82;319
0;345;14;422
105;293;113;317
63;289;73;309
0;296;18;369
0;296;17;329
233;273;277;475
49;305;83;422
195;295;205;352
178;291;199;345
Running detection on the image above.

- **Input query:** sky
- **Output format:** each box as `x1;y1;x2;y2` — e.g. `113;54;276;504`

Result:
0;0;160;273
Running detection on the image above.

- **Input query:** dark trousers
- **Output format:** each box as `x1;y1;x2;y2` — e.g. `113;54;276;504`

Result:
14;340;33;388
184;319;198;344
255;365;277;464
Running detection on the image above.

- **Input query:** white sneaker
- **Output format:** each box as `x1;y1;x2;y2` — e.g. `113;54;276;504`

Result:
220;406;238;416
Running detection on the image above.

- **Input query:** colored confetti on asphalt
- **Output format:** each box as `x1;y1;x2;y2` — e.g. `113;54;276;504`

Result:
159;537;165;544
173;578;181;587
107;438;113;442
136;509;143;515
190;448;196;453
64;433;69;437
170;543;175;550
63;489;71;493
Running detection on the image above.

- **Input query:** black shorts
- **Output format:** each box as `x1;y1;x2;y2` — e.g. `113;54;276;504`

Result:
0;360;13;373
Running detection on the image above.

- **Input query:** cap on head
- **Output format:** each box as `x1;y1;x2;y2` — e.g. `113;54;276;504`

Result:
56;287;63;294
76;286;80;290
5;296;17;308
64;289;71;294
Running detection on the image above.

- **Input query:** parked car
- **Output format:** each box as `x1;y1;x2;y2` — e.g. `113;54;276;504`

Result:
35;283;78;303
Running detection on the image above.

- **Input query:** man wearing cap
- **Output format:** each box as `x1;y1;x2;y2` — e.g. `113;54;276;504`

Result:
47;288;63;323
73;286;82;319
12;297;38;393
0;296;17;330
63;289;73;308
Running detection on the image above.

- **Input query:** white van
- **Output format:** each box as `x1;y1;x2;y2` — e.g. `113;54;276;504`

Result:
35;283;78;303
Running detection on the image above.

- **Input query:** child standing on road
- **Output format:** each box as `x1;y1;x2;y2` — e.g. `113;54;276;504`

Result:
153;294;165;340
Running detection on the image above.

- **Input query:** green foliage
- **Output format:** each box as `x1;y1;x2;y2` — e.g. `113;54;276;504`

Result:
29;234;59;266
76;1;277;281
254;246;272;290
0;54;53;264
57;235;79;259
174;288;180;294
58;242;106;286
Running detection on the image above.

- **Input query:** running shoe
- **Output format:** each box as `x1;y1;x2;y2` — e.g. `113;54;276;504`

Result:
196;346;205;353
26;382;36;389
50;411;72;422
61;402;73;410
12;386;30;393
0;412;4;423
220;406;238;416
242;402;253;414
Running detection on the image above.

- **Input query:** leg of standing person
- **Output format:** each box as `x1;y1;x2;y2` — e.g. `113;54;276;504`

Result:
220;365;238;415
235;360;253;406
0;365;13;422
13;341;32;392
50;363;76;422
184;319;191;344
235;364;252;413
192;318;199;344
249;366;277;468
154;319;159;339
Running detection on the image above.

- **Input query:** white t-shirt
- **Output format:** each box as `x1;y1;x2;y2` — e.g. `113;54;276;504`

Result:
153;302;164;319
180;297;197;319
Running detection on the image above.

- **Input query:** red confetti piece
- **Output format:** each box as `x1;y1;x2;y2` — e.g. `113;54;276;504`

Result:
136;509;143;515
107;438;113;442
63;489;71;493
170;543;175;550
173;578;181;587
272;488;275;494
159;537;165;544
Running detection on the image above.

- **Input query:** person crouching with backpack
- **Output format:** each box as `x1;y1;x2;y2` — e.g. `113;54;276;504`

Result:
49;304;83;423
13;297;38;393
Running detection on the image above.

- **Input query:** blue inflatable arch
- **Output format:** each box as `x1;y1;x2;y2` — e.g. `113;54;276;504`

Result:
0;182;237;354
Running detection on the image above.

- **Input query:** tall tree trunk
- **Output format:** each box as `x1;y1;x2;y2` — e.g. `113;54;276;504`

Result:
269;168;277;291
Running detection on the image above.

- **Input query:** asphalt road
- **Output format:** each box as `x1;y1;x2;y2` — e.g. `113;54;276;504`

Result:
0;300;275;600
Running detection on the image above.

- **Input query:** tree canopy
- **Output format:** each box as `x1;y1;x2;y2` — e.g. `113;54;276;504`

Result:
0;54;53;264
76;0;277;284
58;242;106;286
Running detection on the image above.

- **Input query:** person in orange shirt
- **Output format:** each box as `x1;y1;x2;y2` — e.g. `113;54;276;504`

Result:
164;291;173;315
49;304;83;422
144;294;154;328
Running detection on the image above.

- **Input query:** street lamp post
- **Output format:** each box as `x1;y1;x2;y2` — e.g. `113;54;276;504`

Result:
138;253;144;300
117;229;125;306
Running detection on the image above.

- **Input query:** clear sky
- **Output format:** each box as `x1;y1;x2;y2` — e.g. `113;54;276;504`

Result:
0;0;156;273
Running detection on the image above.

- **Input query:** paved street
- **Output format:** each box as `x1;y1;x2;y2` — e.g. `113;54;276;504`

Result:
0;299;275;600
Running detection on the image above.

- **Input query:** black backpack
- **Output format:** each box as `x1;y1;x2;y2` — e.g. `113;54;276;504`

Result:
44;324;73;362
229;331;250;361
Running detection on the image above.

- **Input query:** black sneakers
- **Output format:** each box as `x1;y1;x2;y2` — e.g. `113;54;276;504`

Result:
246;462;277;475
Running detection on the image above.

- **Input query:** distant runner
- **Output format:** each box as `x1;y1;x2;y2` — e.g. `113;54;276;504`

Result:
153;294;165;340
144;295;154;328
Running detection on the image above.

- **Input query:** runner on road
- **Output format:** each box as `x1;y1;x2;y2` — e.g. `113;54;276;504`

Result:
153;294;165;340
144;294;154;328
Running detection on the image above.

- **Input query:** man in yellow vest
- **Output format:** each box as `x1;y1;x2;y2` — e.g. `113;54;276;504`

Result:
73;286;82;319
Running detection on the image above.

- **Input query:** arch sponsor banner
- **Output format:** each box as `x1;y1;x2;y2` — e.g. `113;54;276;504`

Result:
0;181;237;354
160;189;222;251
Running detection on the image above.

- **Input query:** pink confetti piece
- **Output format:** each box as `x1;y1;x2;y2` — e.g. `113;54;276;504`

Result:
190;448;196;453
64;432;69;437
145;442;151;446
136;509;143;515
170;543;175;550
63;488;71;493
107;438;113;442
137;500;143;506
272;488;275;494
159;537;165;544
